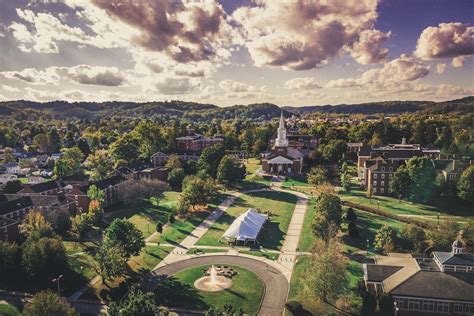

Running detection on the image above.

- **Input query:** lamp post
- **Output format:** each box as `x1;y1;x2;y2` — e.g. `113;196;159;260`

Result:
52;274;63;296
366;239;370;255
438;212;440;226
394;301;399;316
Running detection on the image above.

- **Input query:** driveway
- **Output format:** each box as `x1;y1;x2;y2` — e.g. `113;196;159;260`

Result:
142;255;289;316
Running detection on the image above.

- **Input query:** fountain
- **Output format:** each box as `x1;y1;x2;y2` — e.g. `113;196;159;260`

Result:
194;265;233;292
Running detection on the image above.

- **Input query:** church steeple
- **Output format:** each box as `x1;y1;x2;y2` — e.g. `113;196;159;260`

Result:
275;111;288;147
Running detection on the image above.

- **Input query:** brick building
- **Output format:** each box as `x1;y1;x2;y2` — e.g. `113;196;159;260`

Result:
175;134;224;152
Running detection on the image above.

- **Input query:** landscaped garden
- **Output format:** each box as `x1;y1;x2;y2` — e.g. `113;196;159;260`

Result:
196;190;297;250
155;265;264;315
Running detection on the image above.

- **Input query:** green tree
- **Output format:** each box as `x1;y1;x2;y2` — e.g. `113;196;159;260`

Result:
133;120;167;159
110;132;140;163
23;290;78;316
340;171;351;192
105;219;145;258
0;241;19;274
374;224;397;253
3;147;14;162
303;240;347;305
179;176;219;212
94;243;127;284
167;168;185;188
400;224;426;252
198;144;225;178
22;236;68;278
390;166;412;202
217;155;246;183
165;154;183;169
70;212;94;238
320;139;347;162
156;222;163;234
85;149;113;181
312;193;342;246
405;157;436;203
462;220;474;252
458;165;474;202
428;218;459;251
307;166;328;186
19;210;54;240
54;147;84;179
108;287;158;316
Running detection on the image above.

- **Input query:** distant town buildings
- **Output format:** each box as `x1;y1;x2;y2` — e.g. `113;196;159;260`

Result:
176;133;224;152
364;241;474;314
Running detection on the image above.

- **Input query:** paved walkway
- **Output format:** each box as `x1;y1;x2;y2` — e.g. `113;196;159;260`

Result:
276;189;309;280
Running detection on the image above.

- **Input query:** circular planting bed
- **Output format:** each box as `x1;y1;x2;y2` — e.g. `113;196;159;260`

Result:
155;264;264;314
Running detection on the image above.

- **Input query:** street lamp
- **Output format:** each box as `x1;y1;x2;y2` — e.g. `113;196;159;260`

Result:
52;274;63;296
366;239;370;255
394;301;399;316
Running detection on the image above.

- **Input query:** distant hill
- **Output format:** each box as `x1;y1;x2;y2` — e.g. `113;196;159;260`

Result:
282;97;474;115
0;96;472;121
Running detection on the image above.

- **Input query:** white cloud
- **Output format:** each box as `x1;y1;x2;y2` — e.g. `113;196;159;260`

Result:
233;0;387;70
285;77;322;90
350;29;391;64
2;65;127;86
62;65;126;86
436;63;447;74
414;22;474;60
219;80;260;93
154;77;197;95
325;54;430;89
452;56;466;68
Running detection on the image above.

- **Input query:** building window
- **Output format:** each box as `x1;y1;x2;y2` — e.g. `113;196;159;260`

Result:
373;187;377;193
381;188;384;193
454;304;463;313
373;181;377;186
389;167;393;171
450;174;455;180
389;174;393;179
381;174;385;179
381;181;385;186
408;299;420;310
437;302;449;313
373;174;377;179
422;300;435;311
395;298;404;309
381;167;385;171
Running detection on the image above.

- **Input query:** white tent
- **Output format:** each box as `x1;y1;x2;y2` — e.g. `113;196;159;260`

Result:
221;208;268;243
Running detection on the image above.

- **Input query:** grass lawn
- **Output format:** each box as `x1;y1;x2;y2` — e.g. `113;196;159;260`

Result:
239;249;279;260
196;190;297;250
342;208;407;252
187;248;228;255
128;245;175;271
340;185;473;224
107;191;181;239
64;241;98;281
283;176;310;187
156;265;264;315
298;197;316;252
158;194;229;245
245;158;261;174
0;303;21;316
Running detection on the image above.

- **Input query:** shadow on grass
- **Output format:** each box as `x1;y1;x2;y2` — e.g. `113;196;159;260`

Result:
155;277;208;310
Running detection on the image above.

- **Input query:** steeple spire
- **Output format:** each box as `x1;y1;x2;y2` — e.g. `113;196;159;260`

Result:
275;110;288;147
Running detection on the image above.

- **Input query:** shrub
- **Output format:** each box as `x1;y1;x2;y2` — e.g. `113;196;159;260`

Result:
285;301;303;314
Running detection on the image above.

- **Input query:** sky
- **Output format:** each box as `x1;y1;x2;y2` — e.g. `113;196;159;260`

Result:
0;0;473;107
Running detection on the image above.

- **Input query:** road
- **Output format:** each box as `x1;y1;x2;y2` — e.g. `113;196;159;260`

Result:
142;255;289;316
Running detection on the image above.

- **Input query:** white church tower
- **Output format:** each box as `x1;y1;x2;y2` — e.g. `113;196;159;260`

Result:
275;111;289;148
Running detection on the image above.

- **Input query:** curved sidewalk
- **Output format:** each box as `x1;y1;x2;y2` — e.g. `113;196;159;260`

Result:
143;254;289;316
